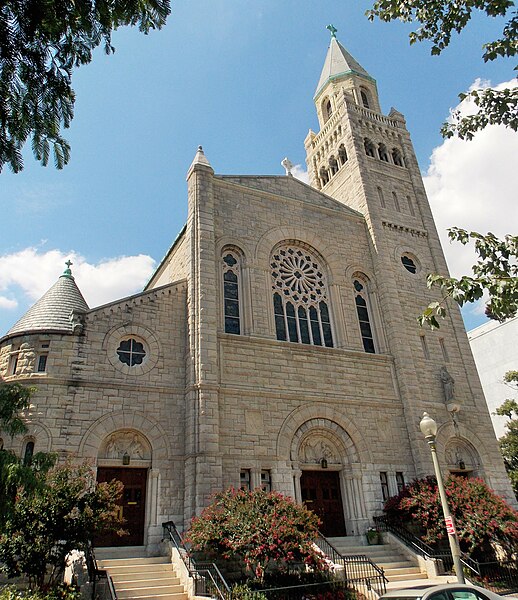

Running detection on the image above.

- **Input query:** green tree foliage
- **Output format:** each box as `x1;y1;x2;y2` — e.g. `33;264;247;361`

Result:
496;370;518;498
418;229;518;329
367;0;517;139
0;381;57;526
0;0;170;173
0;449;56;529
185;487;327;582
0;585;81;600
383;475;518;558
0;462;124;590
0;382;33;436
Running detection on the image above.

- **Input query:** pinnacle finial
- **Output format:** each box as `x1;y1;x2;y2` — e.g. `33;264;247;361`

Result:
63;260;73;278
326;24;337;39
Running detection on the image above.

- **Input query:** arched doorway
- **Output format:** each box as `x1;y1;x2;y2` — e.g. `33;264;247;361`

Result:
291;419;367;537
96;430;152;547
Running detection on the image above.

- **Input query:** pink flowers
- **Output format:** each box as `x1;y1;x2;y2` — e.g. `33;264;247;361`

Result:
185;487;327;581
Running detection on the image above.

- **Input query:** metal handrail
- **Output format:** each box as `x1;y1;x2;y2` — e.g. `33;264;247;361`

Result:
86;542;117;600
315;532;388;594
374;515;518;593
374;515;446;560
162;520;231;599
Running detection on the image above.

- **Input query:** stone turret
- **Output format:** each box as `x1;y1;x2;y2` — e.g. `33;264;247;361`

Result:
7;262;89;337
0;262;89;380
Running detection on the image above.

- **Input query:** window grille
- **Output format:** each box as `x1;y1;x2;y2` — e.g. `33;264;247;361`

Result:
222;251;241;334
353;278;375;353
271;245;333;348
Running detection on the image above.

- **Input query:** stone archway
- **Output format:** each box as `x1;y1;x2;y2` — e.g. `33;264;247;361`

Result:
96;429;152;547
290;418;368;536
444;437;481;477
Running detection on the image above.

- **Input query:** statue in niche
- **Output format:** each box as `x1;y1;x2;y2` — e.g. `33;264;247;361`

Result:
106;437;121;459
129;434;144;459
440;367;455;403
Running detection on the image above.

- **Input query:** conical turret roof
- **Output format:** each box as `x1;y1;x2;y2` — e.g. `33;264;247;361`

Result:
315;37;373;98
7;263;89;336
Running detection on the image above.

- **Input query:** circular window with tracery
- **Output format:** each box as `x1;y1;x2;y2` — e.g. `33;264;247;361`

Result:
271;244;333;347
117;338;146;366
271;247;326;303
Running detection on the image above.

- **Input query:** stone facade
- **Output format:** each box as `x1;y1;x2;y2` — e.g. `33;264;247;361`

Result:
0;38;514;551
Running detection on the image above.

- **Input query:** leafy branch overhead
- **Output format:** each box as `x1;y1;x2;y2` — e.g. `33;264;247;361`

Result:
418;229;518;329
0;0;170;173
367;0;517;139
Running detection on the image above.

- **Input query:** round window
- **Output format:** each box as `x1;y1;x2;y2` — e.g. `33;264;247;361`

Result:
117;338;146;366
401;255;417;274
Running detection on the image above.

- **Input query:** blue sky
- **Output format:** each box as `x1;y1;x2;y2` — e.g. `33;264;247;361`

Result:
1;0;516;336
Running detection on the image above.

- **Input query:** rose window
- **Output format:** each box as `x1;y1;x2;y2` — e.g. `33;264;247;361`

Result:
271;245;333;347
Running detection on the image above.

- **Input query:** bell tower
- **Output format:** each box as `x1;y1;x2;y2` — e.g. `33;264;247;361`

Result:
303;28;499;483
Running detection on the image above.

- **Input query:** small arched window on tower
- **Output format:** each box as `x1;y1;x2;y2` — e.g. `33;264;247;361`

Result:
378;143;389;162
23;440;35;466
319;166;330;186
392;147;405;167
353;276;376;353
364;138;376;158
360;89;370;109
329;156;338;176
377;187;386;208
338;144;347;166
271;244;333;348
322;98;333;123
392;191;401;212
222;249;242;335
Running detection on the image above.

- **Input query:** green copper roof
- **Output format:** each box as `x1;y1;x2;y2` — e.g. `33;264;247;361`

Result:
8;264;89;336
315;37;374;99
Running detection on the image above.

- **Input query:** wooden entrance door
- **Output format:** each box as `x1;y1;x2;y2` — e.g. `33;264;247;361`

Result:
300;470;346;536
96;467;147;546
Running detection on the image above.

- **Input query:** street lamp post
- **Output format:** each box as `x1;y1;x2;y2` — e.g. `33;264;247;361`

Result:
419;412;465;584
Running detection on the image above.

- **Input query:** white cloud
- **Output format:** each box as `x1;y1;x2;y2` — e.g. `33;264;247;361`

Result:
0;248;156;311
291;164;309;184
0;296;18;310
423;78;518;319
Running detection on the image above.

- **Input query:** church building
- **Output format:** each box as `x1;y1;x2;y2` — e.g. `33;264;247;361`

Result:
0;34;513;550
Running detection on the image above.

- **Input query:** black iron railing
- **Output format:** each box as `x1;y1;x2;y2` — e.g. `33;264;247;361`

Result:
162;520;231;599
374;514;453;570
86;543;117;600
315;532;388;595
374;515;518;594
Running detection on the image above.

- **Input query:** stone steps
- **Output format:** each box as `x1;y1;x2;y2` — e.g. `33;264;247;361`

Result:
326;536;428;589
96;548;187;600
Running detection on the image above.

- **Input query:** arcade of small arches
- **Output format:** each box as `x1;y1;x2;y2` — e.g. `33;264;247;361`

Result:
364;138;405;166
321;86;373;125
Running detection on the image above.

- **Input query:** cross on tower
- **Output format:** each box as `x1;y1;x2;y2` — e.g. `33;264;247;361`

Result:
65;260;73;269
326;24;337;39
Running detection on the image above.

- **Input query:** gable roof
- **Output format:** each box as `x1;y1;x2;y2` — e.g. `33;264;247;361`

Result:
216;174;363;219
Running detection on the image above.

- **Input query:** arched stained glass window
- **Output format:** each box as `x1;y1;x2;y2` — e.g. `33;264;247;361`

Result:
271;244;333;347
23;440;35;465
353;277;376;353
222;250;242;334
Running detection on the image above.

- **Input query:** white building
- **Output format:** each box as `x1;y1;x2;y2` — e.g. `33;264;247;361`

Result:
468;317;518;439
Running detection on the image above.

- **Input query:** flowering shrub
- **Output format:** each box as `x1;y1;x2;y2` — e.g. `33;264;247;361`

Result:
185;487;327;581
383;475;518;558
